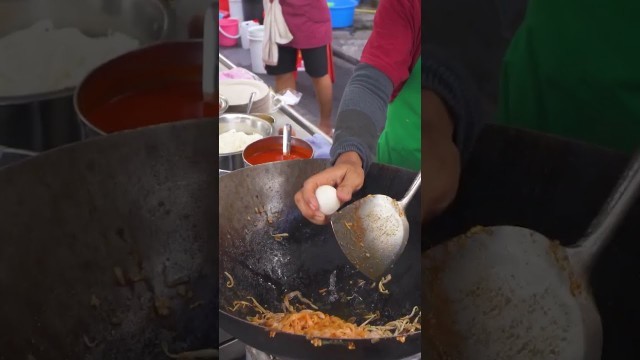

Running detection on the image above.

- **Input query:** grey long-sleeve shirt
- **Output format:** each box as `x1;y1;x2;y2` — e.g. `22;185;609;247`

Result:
329;49;483;172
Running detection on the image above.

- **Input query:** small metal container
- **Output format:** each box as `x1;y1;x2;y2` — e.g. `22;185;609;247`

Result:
250;113;275;126
242;136;314;167
219;113;274;171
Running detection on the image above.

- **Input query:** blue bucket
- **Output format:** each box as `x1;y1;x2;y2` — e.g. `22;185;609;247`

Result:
328;0;358;28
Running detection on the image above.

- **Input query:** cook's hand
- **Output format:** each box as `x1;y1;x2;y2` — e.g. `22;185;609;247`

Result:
294;151;364;225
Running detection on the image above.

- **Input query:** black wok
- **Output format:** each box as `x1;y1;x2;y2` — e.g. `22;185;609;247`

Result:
0;119;218;359
219;159;421;360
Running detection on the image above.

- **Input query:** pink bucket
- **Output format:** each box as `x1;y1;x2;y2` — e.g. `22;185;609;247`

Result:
219;18;239;47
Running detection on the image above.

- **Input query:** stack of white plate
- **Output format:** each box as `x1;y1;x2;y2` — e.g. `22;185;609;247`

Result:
219;79;272;114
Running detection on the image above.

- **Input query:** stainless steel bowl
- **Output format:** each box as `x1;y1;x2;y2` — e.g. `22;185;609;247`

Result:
219;113;274;171
0;0;169;151
250;113;275;126
219;95;229;116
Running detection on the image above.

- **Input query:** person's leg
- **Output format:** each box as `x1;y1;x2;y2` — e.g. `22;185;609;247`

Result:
265;45;297;92
302;45;333;135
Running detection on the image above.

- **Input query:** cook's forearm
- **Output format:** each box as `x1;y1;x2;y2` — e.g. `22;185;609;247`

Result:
422;49;483;221
423;49;483;163
330;63;393;171
422;90;461;222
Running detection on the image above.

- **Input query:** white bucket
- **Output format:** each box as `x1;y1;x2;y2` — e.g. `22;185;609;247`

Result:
240;21;259;49
248;26;266;74
229;0;244;21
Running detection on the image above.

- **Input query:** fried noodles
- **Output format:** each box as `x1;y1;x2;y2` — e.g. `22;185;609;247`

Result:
230;291;420;346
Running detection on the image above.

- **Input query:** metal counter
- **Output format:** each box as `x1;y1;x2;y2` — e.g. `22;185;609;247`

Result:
219;54;332;144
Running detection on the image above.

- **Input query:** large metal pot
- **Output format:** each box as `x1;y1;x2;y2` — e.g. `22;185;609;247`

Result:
75;40;219;138
0;0;170;152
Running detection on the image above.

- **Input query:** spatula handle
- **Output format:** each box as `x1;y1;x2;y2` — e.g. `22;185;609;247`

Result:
399;171;421;209
574;151;640;272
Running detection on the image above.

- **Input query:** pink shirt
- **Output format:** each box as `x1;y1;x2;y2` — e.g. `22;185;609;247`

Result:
279;0;332;49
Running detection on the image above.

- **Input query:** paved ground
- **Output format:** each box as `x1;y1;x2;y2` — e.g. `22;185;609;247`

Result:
219;9;374;128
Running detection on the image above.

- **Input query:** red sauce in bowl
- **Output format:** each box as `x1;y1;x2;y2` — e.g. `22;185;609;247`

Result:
86;82;217;133
243;136;314;166
245;148;313;165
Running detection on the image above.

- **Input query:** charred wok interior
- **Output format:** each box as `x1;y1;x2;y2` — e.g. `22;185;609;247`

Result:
423;124;640;359
0;119;218;359
219;160;421;360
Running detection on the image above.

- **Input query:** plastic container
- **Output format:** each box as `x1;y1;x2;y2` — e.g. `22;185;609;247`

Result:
219;10;229;19
328;0;358;28
229;0;244;21
219;17;240;47
220;0;230;12
248;26;266;74
240;20;259;49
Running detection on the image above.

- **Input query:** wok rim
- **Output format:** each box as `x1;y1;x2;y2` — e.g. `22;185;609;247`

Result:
0;118;215;173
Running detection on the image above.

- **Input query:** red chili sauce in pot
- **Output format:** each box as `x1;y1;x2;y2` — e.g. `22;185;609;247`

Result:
245;147;313;165
87;82;217;133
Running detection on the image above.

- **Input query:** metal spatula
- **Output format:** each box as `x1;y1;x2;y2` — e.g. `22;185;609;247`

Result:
422;151;640;360
331;172;421;280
